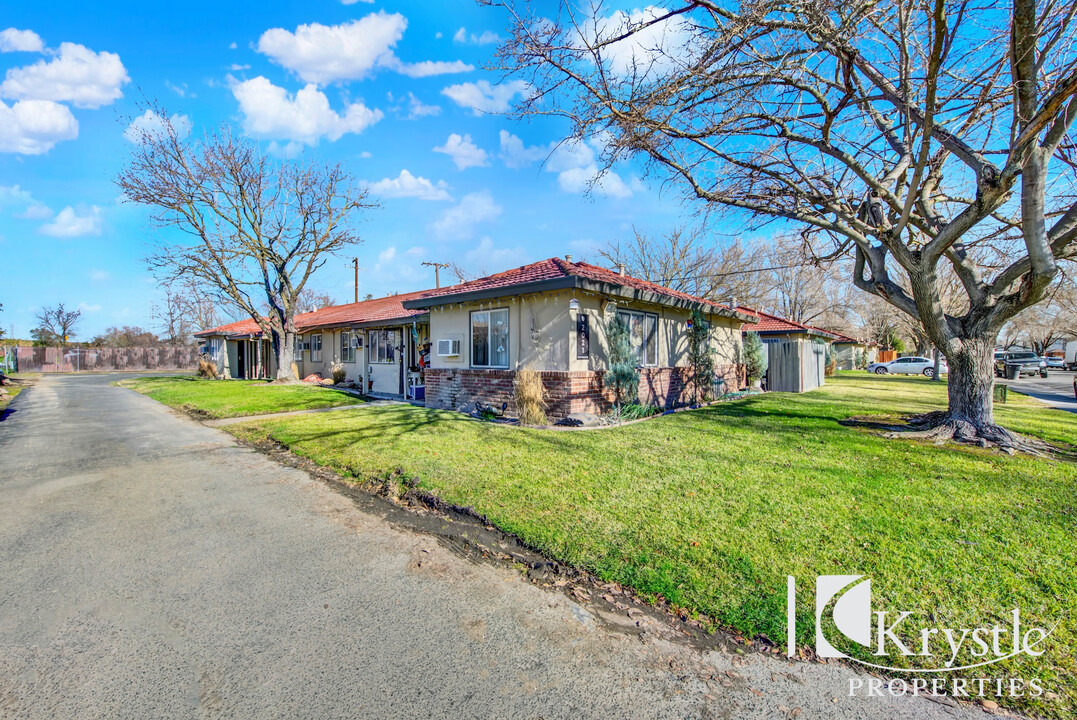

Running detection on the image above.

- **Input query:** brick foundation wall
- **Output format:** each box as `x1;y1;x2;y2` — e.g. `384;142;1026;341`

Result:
425;364;744;420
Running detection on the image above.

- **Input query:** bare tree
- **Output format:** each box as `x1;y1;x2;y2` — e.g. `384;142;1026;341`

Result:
294;289;337;314
152;286;194;347
1007;275;1077;353
493;0;1077;449
601;225;771;307
33;303;81;347
117;107;374;381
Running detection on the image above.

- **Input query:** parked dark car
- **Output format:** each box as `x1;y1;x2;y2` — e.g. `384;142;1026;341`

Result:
994;350;1048;378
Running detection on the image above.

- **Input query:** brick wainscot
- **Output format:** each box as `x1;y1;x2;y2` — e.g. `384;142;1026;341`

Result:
425;365;745;420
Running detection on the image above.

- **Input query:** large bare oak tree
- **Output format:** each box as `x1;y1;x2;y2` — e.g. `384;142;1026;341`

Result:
492;0;1077;448
117;109;373;381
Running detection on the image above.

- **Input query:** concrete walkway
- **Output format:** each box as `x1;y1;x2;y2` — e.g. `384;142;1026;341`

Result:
0;374;984;719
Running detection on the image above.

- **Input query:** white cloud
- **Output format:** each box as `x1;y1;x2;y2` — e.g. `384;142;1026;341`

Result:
257;14;406;84
165;80;193;98
227;64;250;72
0;184;52;218
123;110;191;144
0;28;44;53
452;27;500;45
89;269;110;281
463;237;528;270
581;6;695;79
547;138;633;198
341;0;374;4
78;302;102;312
38;205;103;238
441;79;527;115
365;169;451;201
405;92;439;118
433;133;488;170
499;130;550;169
1;42;129;108
431;190;501;239
231;76;382;145
358;150;372;158
0;99;78;154
228;42;237;50
394;59;473;78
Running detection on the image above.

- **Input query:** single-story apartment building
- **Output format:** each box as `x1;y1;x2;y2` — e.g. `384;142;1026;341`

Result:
825;331;877;370
401;256;757;417
195;256;759;417
195;291;431;399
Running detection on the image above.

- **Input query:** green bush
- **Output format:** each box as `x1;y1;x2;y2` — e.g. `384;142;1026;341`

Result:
687;308;715;403
743;332;767;385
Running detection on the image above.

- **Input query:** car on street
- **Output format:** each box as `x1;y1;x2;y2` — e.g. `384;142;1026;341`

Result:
866;356;947;378
1045;355;1066;370
994;350;1048;378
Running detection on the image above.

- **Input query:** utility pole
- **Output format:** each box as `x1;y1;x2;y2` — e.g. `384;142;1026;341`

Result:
422;261;450;289
351;258;367;303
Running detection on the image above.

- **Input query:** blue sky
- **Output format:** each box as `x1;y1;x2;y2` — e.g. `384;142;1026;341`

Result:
0;1;692;339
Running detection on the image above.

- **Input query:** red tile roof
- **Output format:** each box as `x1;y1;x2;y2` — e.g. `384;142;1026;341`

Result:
737;306;838;339
408;257;748;316
195;290;431;338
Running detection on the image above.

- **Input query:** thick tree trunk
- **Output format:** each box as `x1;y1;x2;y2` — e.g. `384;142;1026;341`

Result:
944;336;995;428
273;329;298;381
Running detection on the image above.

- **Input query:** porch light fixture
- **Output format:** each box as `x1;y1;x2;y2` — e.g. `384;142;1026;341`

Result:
569;297;580;311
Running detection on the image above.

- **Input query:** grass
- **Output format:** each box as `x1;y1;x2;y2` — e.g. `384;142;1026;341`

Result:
121;375;362;419
226;373;1076;716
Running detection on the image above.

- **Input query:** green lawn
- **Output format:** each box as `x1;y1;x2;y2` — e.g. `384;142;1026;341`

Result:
122;376;362;418
227;373;1076;716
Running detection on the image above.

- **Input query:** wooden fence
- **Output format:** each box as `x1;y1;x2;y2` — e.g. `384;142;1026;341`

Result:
15;346;199;373
766;340;826;393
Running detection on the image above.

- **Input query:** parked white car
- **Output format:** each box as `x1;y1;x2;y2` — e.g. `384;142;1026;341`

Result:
867;356;948;378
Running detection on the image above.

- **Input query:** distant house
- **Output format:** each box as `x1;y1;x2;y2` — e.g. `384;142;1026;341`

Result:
738;307;840;344
825;331;876;370
737;307;838;392
195;256;758;418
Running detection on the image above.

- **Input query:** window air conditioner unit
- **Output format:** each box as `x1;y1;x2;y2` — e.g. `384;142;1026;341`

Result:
437;338;460;357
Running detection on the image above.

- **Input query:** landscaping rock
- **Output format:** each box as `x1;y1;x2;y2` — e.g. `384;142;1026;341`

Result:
564;412;603;427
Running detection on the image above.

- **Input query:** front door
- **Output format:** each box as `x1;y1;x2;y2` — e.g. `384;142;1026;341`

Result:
236;341;247;379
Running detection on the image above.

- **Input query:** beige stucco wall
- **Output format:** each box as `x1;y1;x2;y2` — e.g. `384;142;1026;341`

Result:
426;289;743;372
295;322;428;394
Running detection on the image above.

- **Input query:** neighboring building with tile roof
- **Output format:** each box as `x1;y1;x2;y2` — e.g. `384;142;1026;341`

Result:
192;255;761;414
735;306;839;341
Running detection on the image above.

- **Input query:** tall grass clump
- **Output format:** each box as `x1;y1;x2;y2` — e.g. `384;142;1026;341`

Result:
514;368;548;425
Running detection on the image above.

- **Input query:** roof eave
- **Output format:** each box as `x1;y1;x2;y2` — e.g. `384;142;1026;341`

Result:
575;278;756;322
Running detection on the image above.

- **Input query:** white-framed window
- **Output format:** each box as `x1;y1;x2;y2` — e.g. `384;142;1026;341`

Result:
310;334;322;363
369;330;397;363
471;308;509;368
340;331;355;363
616;309;658;366
206;337;223;366
294;334;303;358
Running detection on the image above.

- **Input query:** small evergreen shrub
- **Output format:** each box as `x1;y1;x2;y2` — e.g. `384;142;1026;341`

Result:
743;332;767;386
687;308;715;403
605;315;639;410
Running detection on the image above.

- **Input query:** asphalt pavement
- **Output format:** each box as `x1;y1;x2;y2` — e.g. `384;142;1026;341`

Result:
1001;369;1077;414
0;374;983;719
